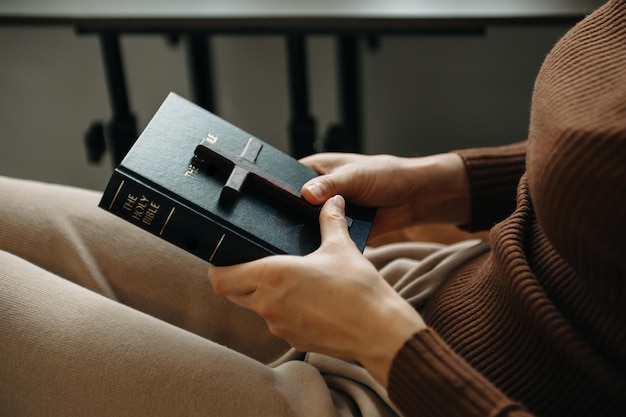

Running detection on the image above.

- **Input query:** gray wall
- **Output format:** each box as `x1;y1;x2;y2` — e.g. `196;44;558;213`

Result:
0;24;570;191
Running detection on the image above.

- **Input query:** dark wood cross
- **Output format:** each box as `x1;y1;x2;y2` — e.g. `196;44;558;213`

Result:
195;136;352;227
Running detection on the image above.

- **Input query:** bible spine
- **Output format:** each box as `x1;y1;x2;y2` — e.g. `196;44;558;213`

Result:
99;168;275;266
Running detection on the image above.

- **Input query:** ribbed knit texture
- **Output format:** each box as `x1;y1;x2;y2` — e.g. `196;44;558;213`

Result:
456;142;526;232
388;1;626;416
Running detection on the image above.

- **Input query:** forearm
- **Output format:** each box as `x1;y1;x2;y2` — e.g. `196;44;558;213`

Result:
353;293;427;387
454;142;527;231
388;329;532;417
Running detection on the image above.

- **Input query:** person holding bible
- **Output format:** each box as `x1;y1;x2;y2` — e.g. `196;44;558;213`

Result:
206;0;626;413
1;0;624;416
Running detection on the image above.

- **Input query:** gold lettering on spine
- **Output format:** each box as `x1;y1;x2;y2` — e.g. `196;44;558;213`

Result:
132;195;150;221
123;194;138;212
109;180;126;210
119;192;165;228
159;207;176;236
142;200;160;225
209;234;226;263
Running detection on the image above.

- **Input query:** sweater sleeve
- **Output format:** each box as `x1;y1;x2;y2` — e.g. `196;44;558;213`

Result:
454;142;526;232
388;328;531;417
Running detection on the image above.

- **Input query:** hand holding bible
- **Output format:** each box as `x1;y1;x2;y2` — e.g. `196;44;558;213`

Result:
300;152;471;241
208;195;425;387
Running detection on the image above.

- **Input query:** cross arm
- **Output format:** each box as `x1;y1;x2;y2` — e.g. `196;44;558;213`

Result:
195;137;326;223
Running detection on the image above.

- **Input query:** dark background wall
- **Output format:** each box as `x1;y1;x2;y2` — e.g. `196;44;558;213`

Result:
0;24;570;190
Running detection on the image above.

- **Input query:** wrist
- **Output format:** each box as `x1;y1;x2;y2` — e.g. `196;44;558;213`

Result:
404;153;471;226
357;296;426;388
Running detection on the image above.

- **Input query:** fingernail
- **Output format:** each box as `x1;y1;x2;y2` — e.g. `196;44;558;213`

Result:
305;182;325;201
329;195;345;211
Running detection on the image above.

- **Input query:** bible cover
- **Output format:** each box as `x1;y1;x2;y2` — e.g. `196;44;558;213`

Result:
99;93;376;266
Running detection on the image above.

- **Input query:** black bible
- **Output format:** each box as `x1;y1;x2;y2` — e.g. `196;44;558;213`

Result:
98;93;376;266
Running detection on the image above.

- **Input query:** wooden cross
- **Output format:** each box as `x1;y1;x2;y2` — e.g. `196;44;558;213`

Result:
195;136;354;226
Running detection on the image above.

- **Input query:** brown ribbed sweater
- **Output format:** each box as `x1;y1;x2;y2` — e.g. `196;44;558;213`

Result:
388;1;626;416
